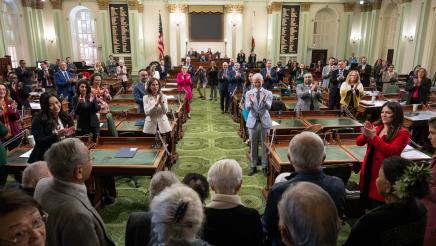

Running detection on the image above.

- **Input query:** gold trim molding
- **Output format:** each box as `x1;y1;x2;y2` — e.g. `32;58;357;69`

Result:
224;4;243;13
167;4;188;13
373;0;382;10
96;0;108;10
301;3;311;12
50;0;62;10
360;3;372;12
21;0;32;7
127;0;139;10
137;4;144;13
343;2;355;12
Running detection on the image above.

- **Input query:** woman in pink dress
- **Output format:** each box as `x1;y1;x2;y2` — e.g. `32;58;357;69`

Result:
177;66;193;118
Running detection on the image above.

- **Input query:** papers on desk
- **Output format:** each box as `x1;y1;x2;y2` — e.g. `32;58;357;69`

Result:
272;121;280;127
115;147;138;158
401;145;431;160
161;88;173;92
30;102;41;110
167;95;176;100
360;100;387;107
19;149;33;158
100;123;104;127
166;83;178;86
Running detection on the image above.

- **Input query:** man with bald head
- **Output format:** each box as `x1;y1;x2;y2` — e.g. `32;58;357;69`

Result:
262;132;345;245
21;161;52;197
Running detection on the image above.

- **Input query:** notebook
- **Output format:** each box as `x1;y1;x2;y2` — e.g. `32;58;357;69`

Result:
114;147;138;158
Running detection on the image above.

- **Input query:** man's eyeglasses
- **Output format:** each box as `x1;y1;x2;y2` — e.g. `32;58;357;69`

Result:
0;210;48;244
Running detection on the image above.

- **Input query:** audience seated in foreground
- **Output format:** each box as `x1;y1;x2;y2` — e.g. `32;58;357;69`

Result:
21;161;51;197
262;131;345;246
278;182;339;246
0;189;47;246
182;172;209;204
343;157;429;246
34;138;115;246
203;159;264;246
125;171;180;246
149;183;210;246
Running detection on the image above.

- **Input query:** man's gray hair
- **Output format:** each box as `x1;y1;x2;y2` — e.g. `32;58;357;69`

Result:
278;182;338;246
151;184;203;242
288;132;325;170
252;73;264;84
44;138;88;181
149;171;180;201
22;161;51;188
207;159;242;194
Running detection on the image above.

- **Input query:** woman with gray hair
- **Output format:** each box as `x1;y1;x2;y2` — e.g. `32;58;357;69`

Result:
278;182;339;246
203;159;264;245
149;183;209;246
125;171;180;246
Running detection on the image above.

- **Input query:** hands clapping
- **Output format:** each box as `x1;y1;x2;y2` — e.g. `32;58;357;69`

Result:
362;121;376;139
58;126;75;138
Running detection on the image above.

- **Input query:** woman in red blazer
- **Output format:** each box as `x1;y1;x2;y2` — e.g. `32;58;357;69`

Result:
177;66;193;118
356;101;409;209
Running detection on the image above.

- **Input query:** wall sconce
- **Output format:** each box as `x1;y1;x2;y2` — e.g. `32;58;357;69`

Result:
173;12;184;26
350;34;361;44
229;13;240;27
45;34;56;44
404;34;414;42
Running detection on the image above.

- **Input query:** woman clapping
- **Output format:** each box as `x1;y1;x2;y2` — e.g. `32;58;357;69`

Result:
73;80;99;142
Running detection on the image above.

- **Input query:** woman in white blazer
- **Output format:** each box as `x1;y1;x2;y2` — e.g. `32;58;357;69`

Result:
143;78;171;134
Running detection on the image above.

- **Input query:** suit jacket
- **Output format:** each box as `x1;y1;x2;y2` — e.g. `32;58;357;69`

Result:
156;64;167;80
177;73;193;100
356;126;409;201
15;66;33;86
230;69;245;92
37;69;54;88
34;178;115;246
237;53;246;64
73;96;100;131
143;94;171;134
186;63;196;77
295;83;322;111
133;82;147;113
116;66;128;82
54;70;74;98
358;64;372;86
322;65;333;87
260;67;278;90
330;69;349;89
405;78;432;104
218;69;235;91
248;54;256;67
28;113;74;163
245;88;272;129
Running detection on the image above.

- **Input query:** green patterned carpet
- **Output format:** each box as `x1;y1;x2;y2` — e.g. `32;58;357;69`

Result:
100;91;266;245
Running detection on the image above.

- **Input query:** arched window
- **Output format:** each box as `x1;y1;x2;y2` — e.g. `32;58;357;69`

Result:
312;8;339;58
1;0;21;67
70;6;97;64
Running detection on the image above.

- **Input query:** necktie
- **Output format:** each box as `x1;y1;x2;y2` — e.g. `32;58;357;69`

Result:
63;71;68;81
256;90;260;103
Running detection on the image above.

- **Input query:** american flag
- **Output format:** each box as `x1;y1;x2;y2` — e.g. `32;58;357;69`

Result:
158;13;164;60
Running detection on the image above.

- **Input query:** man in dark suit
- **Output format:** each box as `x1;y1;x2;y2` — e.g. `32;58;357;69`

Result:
230;62;245;94
185;57;195;89
15;59;33;90
237;50;246;65
260;59;278;90
37;61;55;93
156;59;167;80
328;60;348;110
34;138;115;246
275;61;285;82
54;61;75;112
358;57;372;87
218;62;235;113
248;51;257;68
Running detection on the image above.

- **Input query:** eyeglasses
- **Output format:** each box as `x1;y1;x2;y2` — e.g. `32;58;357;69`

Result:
0;210;48;244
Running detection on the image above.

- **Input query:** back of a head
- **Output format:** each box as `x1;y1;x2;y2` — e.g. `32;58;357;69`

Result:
288;132;325;170
151;184;203;243
182;173;209;203
22;161;51;188
149;171;180;201
207;159;242;195
44;138;87;182
278;182;338;246
382;156;430;200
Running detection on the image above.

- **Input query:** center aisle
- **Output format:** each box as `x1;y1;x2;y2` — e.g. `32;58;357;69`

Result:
173;91;266;209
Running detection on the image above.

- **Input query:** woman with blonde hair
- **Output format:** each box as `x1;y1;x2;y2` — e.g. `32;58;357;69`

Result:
340;70;364;114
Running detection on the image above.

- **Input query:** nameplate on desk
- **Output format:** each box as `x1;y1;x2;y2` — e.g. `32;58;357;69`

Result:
135;119;145;126
114;147;138;158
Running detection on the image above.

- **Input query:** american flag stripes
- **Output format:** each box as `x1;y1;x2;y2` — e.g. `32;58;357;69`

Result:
158;13;164;60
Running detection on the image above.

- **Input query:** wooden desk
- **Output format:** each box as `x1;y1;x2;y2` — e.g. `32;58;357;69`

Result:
403;111;436;128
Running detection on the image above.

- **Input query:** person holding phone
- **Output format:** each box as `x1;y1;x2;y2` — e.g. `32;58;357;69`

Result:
28;92;75;163
73;80;99;142
356;101;409;209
